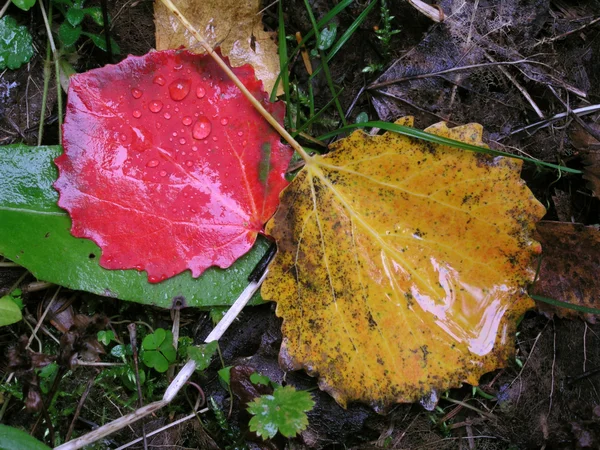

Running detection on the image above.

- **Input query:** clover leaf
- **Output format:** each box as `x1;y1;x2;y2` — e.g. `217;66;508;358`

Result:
141;328;176;373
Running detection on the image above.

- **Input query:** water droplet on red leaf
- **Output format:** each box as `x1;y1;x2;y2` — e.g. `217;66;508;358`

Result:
146;159;159;168
159;170;167;177
169;79;191;101
182;116;192;126
186;160;193;167
192;116;212;140
164;112;172;120
220;118;228;126
179;138;186;145
195;87;206;98
149;100;163;113
153;76;166;86
133;110;142;118
131;88;143;98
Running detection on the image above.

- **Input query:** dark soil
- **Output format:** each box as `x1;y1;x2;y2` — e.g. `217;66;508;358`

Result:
1;0;600;449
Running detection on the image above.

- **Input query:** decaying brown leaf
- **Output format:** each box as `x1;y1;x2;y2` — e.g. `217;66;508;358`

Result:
154;0;282;95
569;122;600;199
532;221;600;323
263;118;545;411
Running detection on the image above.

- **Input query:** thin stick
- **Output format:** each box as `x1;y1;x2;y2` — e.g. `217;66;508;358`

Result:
0;262;20;267
65;372;97;441
0;0;11;19
54;270;268;450
534;16;600;47
158;0;311;162
114;408;208;450
368;60;546;90
485;53;544;119
128;323;147;449
506;104;600;137
26;286;60;350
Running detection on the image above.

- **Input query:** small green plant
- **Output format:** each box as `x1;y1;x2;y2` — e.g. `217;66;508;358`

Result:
0;16;34;70
141;328;177;373
52;0;119;53
375;0;400;58
96;330;115;346
245;372;315;440
247;384;315;439
187;341;218;371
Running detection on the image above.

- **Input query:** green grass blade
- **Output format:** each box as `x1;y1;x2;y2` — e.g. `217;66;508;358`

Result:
310;0;378;81
316;121;583;174
270;0;354;100
530;295;600;315
302;0;347;126
276;0;292;125
294;87;344;135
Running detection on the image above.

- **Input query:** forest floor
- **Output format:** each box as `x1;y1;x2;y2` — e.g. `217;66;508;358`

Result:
1;0;600;449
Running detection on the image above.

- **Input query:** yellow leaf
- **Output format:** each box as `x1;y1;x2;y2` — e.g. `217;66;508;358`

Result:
262;118;546;411
154;0;282;96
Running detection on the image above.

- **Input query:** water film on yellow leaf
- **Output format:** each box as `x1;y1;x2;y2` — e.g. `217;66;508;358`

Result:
262;118;546;411
155;0;282;96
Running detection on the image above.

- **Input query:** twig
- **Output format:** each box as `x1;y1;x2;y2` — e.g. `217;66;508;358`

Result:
368;59;547;90
168;305;181;379
128;323;147;450
534;16;600;48
65;372;97;441
26;286;61;350
485;52;544;119
114;408;208;450
0;0;11;19
0;262;20;268
504;104;600;138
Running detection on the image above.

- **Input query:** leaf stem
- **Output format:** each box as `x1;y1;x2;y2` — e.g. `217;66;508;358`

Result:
159;0;311;163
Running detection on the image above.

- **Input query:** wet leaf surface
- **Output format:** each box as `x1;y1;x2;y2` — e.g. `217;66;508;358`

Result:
263;118;545;410
532;221;600;323
155;0;282;95
0;144;272;308
54;49;292;283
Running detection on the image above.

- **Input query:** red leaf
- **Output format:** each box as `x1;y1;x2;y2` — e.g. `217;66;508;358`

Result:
54;50;292;283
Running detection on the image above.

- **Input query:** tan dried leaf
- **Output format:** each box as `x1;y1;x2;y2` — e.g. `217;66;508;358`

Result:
155;0;282;96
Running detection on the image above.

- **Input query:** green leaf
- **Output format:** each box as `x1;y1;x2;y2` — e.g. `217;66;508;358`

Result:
58;23;82;47
318;23;337;51
355;112;369;124
97;330;115;345
82;32;120;54
209;307;227;326
142;328;167;350
218;366;232;387
142;329;176;373
37;362;58;394
247;385;314;439
0;16;34;70
11;0;36;11
110;344;131;358
0;295;22;327
0;424;51;450
66;7;85;26
187;341;218;371
250;372;271;386
0;145;270;309
83;7;104;26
